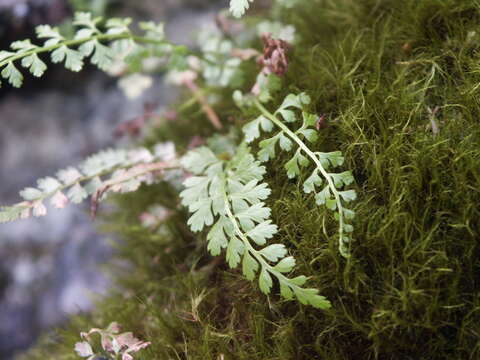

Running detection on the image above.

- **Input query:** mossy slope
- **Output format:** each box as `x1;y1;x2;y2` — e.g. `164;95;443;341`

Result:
21;0;480;359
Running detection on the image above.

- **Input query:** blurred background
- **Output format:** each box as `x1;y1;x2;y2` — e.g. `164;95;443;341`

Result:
0;0;220;358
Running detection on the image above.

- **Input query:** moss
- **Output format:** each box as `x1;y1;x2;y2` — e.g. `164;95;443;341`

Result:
21;0;480;359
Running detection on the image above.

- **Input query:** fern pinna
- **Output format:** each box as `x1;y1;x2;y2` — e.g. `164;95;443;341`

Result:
180;144;331;309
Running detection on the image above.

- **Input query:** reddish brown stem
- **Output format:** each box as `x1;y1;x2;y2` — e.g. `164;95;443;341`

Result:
184;79;223;130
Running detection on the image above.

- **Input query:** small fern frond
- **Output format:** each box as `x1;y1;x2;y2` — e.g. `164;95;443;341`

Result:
0;143;179;223
180;144;331;309
0;13;175;88
229;0;254;18
242;93;357;257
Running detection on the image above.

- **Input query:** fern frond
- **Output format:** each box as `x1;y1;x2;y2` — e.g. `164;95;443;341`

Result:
229;0;254;18
0;143;179;223
180;144;331;309
0;13;176;88
229;0;302;18
242;93;357;257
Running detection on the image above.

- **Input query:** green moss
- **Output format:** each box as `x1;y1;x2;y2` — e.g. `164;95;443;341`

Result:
21;0;480;359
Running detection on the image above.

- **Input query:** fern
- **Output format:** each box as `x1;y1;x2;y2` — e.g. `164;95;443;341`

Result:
230;0;254;18
0;13;177;87
0;144;178;223
229;0;303;18
241;93;357;257
180;144;331;309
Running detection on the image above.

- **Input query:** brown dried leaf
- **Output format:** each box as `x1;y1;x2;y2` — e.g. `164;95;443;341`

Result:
258;34;290;76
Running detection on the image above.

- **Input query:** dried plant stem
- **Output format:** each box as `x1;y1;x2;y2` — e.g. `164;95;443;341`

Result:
184;79;223;130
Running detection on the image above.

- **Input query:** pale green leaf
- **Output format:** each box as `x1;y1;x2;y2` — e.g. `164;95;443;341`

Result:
11;40;36;52
258;268;273;294
343;208;355;220
67;183;88;204
242;251;259;281
1;62;23;88
273;256;296;273
79;40;96;57
90;41;113;71
181;147;220;175
73;12;98;29
277;93;310;111
0;51;15;62
20;187;43;201
258;135;279;162
51;46;84;72
207;216;230;256
37;177;61;193
230;0;254;18
36;25;62;43
330;171;355;187
280;282;294;299
298;128;318;143
326;198;337;210
303;170;322;194
289;275;308;286
339;190;357;202
278;109;296;123
243;115;272;143
180;176;210;206
106;18;132;35
279;134;293;151
285;154;300;179
259;244;287;262
246;221;278;245
56;167;83;184
315;186;331;206
139;21;165;39
75;28;95;40
187;198;213;232
318;151;344;168
293;287;331;309
21;54;47;77
84;176;104;195
226;236;244;268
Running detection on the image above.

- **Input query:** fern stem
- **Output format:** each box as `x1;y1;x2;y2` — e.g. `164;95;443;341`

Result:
253;99;347;256
0;33;167;68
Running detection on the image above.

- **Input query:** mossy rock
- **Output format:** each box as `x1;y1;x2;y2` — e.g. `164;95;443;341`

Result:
21;0;480;359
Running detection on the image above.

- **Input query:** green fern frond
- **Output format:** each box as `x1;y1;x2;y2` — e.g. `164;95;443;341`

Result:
229;0;254;18
0;13;176;88
180;144;331;309
0;144;179;223
241;93;357;257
